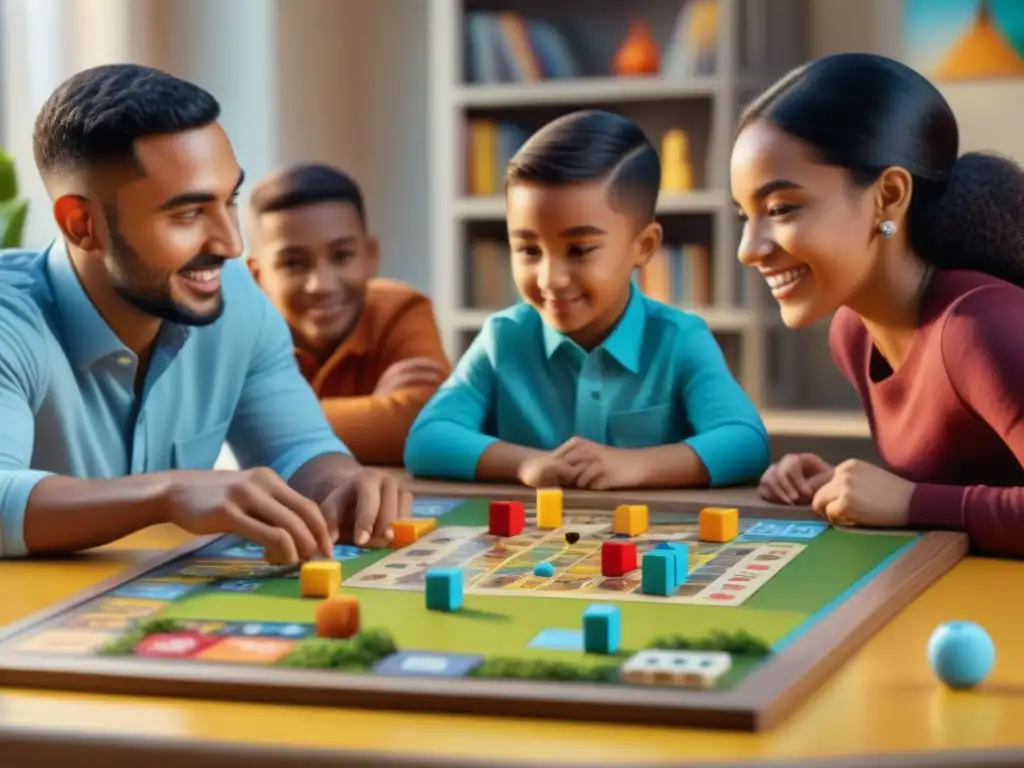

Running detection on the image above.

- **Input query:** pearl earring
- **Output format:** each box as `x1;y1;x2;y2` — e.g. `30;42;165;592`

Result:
879;220;897;238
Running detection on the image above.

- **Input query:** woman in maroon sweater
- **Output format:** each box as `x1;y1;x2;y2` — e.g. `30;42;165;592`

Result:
730;52;1024;558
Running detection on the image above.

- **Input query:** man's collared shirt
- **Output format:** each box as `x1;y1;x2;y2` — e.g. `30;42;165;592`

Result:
0;242;348;556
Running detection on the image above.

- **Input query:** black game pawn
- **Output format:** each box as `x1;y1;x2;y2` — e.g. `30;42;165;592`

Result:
565;532;580;546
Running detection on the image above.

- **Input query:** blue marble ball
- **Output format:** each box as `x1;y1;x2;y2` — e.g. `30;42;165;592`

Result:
533;562;555;577
927;621;995;689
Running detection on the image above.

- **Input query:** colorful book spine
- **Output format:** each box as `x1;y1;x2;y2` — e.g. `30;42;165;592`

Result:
466;120;529;195
638;243;713;308
463;12;577;84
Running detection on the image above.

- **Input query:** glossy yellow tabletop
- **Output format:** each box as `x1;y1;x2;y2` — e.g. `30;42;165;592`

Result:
1;525;1022;765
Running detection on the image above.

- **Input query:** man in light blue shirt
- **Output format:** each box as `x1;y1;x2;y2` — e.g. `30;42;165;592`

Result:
404;110;769;490
0;64;408;559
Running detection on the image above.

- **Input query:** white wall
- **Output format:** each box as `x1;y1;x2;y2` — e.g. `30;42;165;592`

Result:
145;0;280;208
1;0;70;249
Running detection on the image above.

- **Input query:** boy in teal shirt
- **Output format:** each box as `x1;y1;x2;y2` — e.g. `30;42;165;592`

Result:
405;110;768;489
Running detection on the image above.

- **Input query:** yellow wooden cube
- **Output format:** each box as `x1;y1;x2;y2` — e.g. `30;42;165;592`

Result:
699;507;738;542
613;504;649;536
390;517;438;548
537;488;563;529
300;560;342;598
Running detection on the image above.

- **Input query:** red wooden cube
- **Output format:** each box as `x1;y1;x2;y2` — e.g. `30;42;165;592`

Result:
602;540;638;577
489;500;525;537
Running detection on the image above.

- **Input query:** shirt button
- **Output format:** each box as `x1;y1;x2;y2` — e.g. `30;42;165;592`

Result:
590;390;601;400
116;355;132;366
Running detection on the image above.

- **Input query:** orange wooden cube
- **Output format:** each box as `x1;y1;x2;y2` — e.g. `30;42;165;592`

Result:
390;517;438;548
315;595;360;639
699;507;738;542
613;504;649;536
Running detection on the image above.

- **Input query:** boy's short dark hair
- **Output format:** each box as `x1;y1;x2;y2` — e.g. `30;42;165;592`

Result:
506;109;661;222
249;163;366;226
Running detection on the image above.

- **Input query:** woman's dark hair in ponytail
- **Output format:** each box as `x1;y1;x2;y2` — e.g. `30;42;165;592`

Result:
739;52;1024;287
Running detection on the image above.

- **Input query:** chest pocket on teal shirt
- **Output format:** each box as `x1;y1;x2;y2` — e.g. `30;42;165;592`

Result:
172;419;232;470
608;401;674;448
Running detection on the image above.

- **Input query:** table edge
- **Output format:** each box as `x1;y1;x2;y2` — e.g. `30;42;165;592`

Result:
0;726;1021;768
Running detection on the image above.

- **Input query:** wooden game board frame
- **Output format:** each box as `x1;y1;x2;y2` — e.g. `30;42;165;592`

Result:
0;518;968;732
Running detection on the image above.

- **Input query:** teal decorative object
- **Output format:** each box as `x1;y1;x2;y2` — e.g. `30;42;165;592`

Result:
0;149;28;248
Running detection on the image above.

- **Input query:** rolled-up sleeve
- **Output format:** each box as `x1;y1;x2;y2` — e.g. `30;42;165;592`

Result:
226;281;350;479
404;320;500;480
0;297;56;557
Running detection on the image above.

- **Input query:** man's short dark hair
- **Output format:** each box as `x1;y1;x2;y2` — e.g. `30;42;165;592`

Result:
33;64;221;182
506;109;661;222
248;163;366;226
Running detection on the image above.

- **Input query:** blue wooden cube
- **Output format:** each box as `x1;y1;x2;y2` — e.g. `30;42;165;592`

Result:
582;604;620;654
655;541;689;585
425;568;463;611
641;550;675;596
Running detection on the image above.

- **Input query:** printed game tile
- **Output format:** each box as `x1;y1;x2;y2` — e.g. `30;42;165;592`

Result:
412;497;464;517
221;621;311;639
11;630;115;655
212;578;265;593
348;512;806;606
196;636;297;664
528;628;584;651
109;579;204;601
373;650;484;678
738;520;829;542
214;538;366;563
135;633;223;659
90;597;166;618
176;620;231;635
56;611;139;633
173;559;301;580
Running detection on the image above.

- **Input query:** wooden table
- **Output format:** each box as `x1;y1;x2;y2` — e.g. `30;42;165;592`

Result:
1;480;1022;768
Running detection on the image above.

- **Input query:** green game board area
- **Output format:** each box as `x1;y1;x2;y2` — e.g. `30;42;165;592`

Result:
138;498;915;688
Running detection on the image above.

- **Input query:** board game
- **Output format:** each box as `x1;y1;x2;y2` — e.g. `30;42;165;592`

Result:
0;494;967;731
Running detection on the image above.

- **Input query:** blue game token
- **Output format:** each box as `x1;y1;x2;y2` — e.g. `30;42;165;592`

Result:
534;562;555;577
927;620;996;689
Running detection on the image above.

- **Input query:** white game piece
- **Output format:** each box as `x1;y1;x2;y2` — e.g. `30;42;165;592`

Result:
620;649;732;688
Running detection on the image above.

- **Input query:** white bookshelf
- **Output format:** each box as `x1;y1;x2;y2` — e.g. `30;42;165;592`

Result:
453;189;727;220
454;76;722;107
428;0;868;438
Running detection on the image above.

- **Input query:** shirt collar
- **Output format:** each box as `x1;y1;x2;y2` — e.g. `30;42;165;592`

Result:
46;240;190;369
293;304;371;384
542;284;645;373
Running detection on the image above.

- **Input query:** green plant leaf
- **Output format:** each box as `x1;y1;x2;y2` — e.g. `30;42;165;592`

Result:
0;150;17;202
0;198;28;249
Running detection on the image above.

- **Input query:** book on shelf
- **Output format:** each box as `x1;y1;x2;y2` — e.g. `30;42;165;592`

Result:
462;2;719;85
464;11;577;84
635;243;712;307
466;239;518;310
465;238;713;311
466;118;529;196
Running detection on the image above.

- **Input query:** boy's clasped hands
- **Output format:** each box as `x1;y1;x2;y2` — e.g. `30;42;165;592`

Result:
517;437;646;491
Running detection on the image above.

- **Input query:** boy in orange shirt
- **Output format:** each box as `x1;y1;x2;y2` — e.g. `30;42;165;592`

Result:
247;164;450;465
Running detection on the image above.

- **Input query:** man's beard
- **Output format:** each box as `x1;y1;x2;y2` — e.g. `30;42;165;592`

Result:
105;207;226;327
